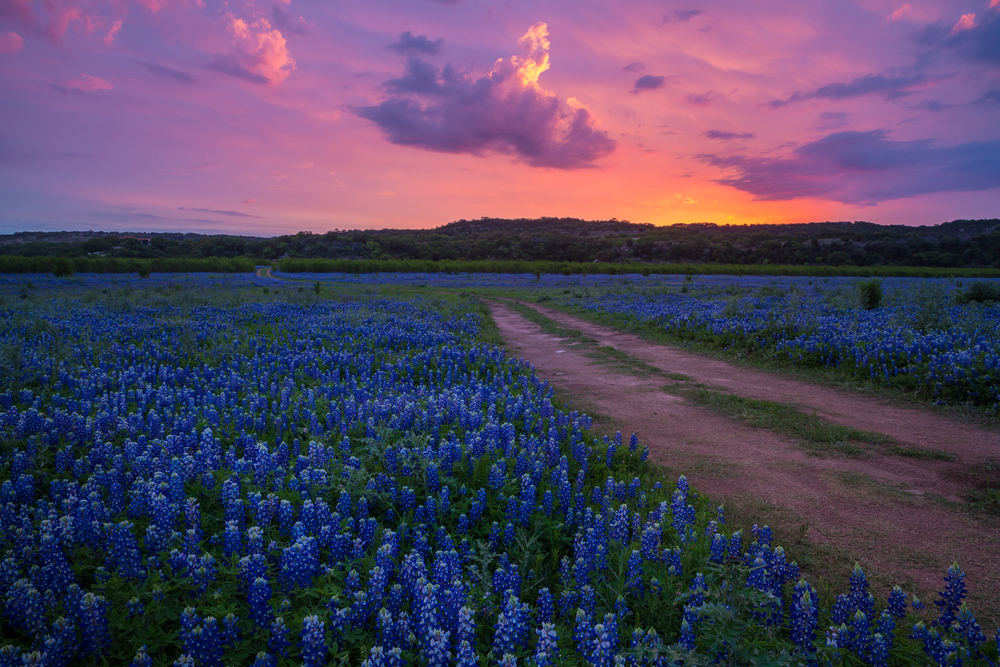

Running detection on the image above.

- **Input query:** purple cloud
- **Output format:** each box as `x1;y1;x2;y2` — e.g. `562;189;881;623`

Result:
976;89;1000;104
663;9;703;23
769;73;932;108
134;61;198;84
686;92;715;106
272;5;313;37
389;31;443;55
177;207;262;218
816;111;850;130
633;75;666;92
700;130;1000;205
357;24;616;169
919;8;1000;67
622;62;644;73
703;130;753;140
205;55;269;84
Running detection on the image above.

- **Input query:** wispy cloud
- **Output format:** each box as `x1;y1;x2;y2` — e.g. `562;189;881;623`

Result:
271;5;312;36
178;207;263;218
704;130;753;140
135;60;198;84
662;9;703;24
768;73;933;108
52;73;113;94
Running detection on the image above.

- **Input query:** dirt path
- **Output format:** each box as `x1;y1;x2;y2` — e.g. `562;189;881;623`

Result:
485;298;1000;623
525;301;1000;462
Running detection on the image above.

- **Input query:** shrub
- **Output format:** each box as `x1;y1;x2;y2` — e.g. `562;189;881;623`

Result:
956;282;1000;305
858;278;883;310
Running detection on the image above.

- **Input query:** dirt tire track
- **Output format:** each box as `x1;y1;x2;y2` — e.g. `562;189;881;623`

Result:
484;298;1000;623
523;301;999;460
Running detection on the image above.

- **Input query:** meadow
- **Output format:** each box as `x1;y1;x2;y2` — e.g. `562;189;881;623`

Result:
0;274;998;666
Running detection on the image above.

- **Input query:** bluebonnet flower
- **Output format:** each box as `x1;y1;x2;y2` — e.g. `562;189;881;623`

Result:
488;463;506;490
574;608;594;661
248;577;274;629
709;532;727;564
130;645;152;667
127;597;145;618
455;640;477;667
952;603;986;648
678;618;696;651
457;605;476;645
536;588;554;624
626;550;644;597
887;585;907;619
78;592;112;658
184;616;223;667
932;563;967;629
300;615;326;667
789;580;818;656
629;433;638;452
871;633;890;667
425;628;450;667
268;617;290;657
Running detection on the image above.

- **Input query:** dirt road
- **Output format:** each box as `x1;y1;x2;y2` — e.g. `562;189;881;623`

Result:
485;298;1000;622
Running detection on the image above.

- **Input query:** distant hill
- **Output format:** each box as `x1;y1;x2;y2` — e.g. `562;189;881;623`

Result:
2;217;998;268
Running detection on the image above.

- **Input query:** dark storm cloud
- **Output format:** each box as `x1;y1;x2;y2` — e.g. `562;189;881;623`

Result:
699;130;1000;205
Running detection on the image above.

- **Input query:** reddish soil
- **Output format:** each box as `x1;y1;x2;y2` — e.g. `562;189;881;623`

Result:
485;299;1000;623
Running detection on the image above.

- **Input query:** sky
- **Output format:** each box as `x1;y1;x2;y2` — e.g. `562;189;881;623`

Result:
1;0;999;235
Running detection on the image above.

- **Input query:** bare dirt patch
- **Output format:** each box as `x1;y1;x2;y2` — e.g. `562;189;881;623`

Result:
485;298;1000;625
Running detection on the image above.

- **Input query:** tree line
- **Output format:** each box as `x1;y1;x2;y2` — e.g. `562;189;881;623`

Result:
2;217;998;270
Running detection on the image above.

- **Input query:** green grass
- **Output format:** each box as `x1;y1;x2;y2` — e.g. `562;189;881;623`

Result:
682;388;892;456
887;445;957;461
966;488;1000;515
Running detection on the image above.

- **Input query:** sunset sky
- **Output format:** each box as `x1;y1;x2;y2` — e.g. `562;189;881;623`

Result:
1;0;999;234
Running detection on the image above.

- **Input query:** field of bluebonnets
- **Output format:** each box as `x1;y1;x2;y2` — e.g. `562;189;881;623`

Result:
1;272;998;667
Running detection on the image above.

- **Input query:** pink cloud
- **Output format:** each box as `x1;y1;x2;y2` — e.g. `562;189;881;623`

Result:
0;31;25;53
886;4;911;22
951;13;976;33
103;19;122;44
356;22;616;169
60;73;114;92
206;16;295;85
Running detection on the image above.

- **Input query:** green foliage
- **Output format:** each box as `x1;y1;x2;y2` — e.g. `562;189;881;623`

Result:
277;257;1000;279
858;278;883;310
51;257;74;277
955;282;1000;304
